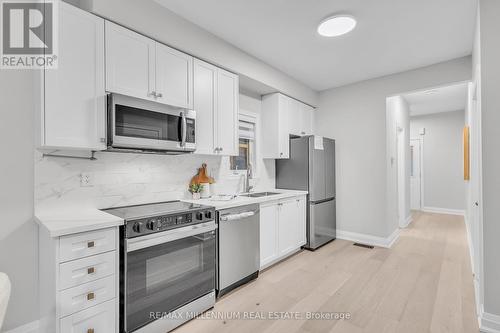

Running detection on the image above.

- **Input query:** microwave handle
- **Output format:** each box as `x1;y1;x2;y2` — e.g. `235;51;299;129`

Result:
180;111;187;147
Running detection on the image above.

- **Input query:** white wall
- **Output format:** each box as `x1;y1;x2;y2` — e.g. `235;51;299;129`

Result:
0;72;37;331
315;57;472;239
476;0;500;325
410;110;465;212
386;96;411;231
69;0;318;106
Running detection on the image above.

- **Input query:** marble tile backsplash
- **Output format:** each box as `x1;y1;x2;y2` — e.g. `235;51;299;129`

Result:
35;151;275;211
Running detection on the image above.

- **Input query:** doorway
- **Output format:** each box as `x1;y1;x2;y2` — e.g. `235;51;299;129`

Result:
410;138;422;210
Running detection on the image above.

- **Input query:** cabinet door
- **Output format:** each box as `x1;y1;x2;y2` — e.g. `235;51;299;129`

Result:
296;197;307;246
193;59;217;155
105;21;155;101
278;199;299;255
44;2;106;150
260;203;279;268
300;104;314;136
155;43;193;108
287;97;301;136
278;95;290;159
216;69;239;156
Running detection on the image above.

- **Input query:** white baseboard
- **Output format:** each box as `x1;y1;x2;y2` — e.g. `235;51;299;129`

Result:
337;228;400;248
422;206;465;216
3;320;39;333
401;215;413;228
480;306;500;333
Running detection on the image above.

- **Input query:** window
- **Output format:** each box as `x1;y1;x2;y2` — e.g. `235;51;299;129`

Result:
230;119;256;176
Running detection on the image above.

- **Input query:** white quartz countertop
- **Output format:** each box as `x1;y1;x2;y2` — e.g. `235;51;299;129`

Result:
35;208;124;238
182;189;308;210
35;190;306;237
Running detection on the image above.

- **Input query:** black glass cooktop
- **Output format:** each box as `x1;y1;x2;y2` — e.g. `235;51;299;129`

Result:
103;201;211;221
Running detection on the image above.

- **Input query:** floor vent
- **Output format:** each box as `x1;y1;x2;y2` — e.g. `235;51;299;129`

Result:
353;243;374;249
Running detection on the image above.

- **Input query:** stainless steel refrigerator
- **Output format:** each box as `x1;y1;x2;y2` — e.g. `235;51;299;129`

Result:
276;136;336;250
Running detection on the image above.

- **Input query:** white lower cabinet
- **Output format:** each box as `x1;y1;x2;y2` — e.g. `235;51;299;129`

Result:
60;299;116;333
39;227;119;333
259;195;307;269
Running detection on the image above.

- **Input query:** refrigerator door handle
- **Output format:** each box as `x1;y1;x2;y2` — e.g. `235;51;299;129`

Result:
310;197;335;205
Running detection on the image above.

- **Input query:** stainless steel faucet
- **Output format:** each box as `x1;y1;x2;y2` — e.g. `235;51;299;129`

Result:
243;164;253;193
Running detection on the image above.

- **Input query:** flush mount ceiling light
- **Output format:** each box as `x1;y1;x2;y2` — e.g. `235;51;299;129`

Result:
317;15;357;37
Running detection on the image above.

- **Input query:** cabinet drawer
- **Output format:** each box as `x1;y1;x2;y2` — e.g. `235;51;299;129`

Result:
60;299;115;333
59;228;116;262
59;251;116;290
59;275;115;317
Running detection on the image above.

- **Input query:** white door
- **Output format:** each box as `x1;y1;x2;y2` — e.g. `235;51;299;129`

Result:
105;21;155;101
260;203;279;268
193;59;217;155
278;199;299;255
216;69;239;156
410;139;422;210
44;2;106;150
155;43;193;108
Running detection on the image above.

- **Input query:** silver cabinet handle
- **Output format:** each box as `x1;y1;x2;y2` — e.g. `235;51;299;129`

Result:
156;92;163;98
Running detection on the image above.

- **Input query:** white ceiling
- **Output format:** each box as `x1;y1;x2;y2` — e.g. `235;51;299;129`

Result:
404;82;468;117
154;0;477;91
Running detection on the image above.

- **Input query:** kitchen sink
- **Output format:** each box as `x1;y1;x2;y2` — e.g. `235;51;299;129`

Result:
240;192;280;198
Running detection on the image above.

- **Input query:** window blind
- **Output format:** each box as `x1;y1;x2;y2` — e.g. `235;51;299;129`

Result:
238;120;255;140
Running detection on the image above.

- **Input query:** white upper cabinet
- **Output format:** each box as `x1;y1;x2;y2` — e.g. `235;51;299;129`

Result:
105;22;193;109
155;43;193;109
105;21;155;101
300;104;314;136
262;93;315;159
193;60;217;155
216;69;239;156
193;59;239;156
41;2;106;151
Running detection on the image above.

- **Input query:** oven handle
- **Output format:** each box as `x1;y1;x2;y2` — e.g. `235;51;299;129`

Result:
126;221;217;252
180;111;187;147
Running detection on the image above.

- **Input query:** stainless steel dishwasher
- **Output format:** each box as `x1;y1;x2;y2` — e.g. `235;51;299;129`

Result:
217;204;260;297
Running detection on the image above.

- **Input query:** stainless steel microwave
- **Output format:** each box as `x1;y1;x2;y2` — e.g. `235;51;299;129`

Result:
107;94;196;153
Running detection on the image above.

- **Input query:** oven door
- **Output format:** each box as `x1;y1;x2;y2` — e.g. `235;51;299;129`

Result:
124;222;216;332
108;94;196;152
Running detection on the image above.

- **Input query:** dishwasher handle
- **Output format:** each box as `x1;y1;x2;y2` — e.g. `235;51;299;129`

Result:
219;210;258;222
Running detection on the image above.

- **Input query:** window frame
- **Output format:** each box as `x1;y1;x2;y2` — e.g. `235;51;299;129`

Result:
230;110;259;179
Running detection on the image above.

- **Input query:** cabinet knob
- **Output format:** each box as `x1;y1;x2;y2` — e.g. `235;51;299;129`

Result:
87;267;95;275
87;292;95;301
219;147;223;152
87;329;95;333
301;131;306;135
156;92;163;98
149;91;157;97
87;241;95;248
100;138;106;143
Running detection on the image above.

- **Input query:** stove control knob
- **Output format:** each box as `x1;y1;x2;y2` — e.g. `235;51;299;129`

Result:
146;220;157;230
205;211;212;219
132;222;143;233
196;212;203;220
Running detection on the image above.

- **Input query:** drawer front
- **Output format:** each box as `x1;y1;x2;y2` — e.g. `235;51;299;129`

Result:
60;299;116;333
59;228;116;262
59;251;116;290
59;275;116;317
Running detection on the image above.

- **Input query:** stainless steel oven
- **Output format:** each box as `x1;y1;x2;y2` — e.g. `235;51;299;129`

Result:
107;94;196;153
103;201;216;333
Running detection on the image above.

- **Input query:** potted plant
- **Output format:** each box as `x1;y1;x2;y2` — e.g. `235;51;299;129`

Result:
189;183;204;200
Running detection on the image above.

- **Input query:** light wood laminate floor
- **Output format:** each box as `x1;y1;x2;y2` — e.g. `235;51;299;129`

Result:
174;212;478;333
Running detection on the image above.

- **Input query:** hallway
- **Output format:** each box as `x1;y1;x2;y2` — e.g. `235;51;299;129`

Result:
174;212;478;333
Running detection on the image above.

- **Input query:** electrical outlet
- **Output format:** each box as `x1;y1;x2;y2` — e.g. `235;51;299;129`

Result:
80;172;93;187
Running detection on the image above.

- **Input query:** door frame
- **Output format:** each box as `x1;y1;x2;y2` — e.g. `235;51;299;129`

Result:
396;127;406;228
410;137;424;211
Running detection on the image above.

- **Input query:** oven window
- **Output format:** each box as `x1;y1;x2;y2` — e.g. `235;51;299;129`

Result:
115;104;181;141
125;231;216;332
